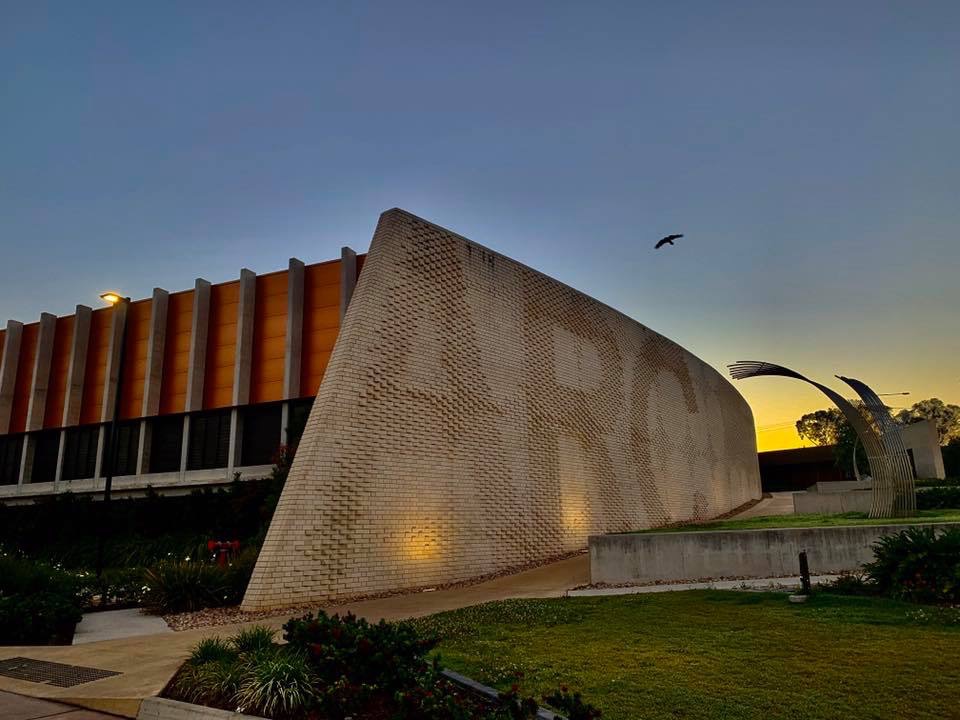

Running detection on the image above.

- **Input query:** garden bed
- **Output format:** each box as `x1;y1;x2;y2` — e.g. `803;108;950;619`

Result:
162;614;594;719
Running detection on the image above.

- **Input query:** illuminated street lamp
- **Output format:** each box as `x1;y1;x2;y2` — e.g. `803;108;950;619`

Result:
96;291;130;579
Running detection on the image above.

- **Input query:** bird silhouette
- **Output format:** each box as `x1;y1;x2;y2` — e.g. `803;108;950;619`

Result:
655;233;683;249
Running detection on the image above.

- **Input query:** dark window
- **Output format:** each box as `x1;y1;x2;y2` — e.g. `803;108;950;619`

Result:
241;404;282;466
62;426;99;481
187;410;231;470
286;397;314;449
103;421;140;477
149;414;184;474
0;434;23;485
30;430;61;483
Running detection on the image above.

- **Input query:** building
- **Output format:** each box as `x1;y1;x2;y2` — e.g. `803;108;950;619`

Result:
0;248;364;501
0;209;761;605
758;446;849;493
758;419;945;493
242;209;761;608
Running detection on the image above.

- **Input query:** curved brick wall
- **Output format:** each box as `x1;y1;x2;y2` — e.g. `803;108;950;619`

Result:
242;209;760;609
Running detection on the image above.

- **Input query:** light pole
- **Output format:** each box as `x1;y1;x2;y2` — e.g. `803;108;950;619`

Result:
96;291;130;580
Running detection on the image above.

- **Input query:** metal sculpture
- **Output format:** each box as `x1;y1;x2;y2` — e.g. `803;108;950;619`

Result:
728;361;915;518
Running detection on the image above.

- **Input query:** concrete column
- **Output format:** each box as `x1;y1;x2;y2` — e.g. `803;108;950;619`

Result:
18;438;35;488
181;279;211;475
339;246;358;324
0;320;24;435
62;306;92;427
25;313;57;432
136;289;169;475
55;305;91;489
229;269;256;470
19;313;57;486
95;301;129;481
282;258;305;443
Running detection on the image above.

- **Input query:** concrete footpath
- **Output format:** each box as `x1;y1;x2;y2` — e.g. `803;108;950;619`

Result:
0;689;119;719
73;610;172;646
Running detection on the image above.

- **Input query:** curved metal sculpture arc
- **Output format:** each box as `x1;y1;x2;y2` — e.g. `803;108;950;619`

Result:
837;375;916;516
728;361;896;518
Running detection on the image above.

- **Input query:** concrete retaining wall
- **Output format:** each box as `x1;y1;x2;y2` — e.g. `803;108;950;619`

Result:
792;490;872;514
138;697;265;720
589;522;960;585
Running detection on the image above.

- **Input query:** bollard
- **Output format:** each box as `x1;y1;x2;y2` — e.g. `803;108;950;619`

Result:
798;551;811;595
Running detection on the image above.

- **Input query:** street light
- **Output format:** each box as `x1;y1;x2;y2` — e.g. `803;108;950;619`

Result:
96;291;130;579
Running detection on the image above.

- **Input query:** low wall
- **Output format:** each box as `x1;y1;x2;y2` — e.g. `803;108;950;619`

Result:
792;490;872;514
811;480;872;494
138;697;265;720
589;522;960;585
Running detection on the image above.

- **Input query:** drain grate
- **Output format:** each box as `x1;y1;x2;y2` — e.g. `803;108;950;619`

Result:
0;657;121;687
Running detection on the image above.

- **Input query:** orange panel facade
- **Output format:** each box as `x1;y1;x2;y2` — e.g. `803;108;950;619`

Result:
43;316;75;429
203;281;239;409
159;290;194;415
9;322;39;434
2;253;361;440
119;299;152;420
79;308;112;426
250;271;288;404
300;261;341;398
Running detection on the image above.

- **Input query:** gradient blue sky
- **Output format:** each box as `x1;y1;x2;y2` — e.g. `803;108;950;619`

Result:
2;1;958;447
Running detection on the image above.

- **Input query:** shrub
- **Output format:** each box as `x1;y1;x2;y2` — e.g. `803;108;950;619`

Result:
143;561;232;613
284;611;437;693
915;477;960;488
235;647;317;718
826;572;879;597
231;625;276;654
190;637;237;665
0;552;83;645
173;656;242;707
143;545;258;614
0;592;84;645
543;687;603;719
916;486;960;510
865;526;960;604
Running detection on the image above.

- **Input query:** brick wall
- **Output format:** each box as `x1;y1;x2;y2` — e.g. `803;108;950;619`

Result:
242;209;761;609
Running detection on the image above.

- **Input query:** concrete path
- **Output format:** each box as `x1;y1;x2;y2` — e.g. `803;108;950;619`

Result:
0;554;589;718
732;491;795;519
0;690;119;719
73;610;172;646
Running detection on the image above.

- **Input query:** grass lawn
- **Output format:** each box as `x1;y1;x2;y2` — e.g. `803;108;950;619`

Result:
414;592;960;720
632;509;960;533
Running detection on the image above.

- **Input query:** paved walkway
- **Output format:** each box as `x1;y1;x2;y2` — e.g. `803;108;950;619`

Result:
0;690;119;719
73;610;172;646
733;491;795;519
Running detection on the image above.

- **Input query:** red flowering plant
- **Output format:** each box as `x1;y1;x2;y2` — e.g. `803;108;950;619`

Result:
283;611;439;717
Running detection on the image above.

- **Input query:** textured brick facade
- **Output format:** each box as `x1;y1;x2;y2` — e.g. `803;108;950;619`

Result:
242;209;760;609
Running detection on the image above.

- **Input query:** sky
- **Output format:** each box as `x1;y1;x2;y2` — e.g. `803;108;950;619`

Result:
2;1;958;450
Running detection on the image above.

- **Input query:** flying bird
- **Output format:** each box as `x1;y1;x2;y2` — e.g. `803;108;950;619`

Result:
655;233;683;249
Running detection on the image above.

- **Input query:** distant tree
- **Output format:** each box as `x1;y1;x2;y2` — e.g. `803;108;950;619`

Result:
796;407;869;476
796;408;846;446
895;398;960;444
